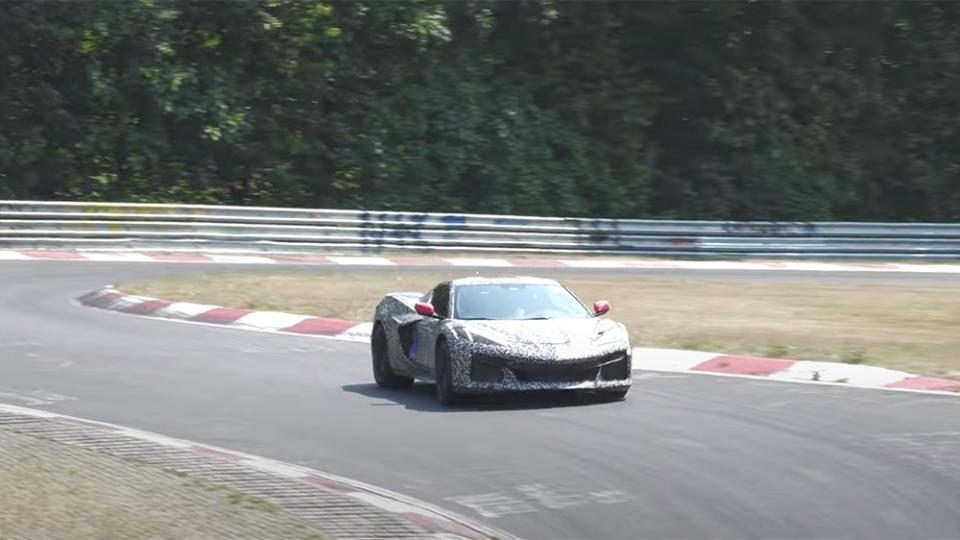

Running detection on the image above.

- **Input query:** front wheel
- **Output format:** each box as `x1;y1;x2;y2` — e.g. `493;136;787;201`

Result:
434;339;458;407
372;324;413;388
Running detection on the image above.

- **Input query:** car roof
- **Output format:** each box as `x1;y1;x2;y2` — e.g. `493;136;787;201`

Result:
447;276;561;287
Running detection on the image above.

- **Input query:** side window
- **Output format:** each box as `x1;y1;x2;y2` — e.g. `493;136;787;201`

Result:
432;284;451;318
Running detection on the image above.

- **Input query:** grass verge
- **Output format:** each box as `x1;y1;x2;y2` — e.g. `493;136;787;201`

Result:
121;270;960;378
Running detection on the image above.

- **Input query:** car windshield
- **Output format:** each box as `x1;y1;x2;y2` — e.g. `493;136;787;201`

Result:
454;283;590;320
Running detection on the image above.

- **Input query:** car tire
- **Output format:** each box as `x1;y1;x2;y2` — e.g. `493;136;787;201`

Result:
435;338;458;407
371;323;413;388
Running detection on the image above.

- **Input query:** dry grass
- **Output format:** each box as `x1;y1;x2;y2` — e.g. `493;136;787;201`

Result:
121;270;960;378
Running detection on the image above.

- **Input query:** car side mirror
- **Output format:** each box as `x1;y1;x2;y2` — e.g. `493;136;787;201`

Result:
593;300;610;316
415;302;436;317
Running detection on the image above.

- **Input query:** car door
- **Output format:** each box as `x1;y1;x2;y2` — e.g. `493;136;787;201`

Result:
411;282;451;377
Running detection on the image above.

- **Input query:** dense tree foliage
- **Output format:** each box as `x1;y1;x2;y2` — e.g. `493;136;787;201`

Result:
1;1;958;220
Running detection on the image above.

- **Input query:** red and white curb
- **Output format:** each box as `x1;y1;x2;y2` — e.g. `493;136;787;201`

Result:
80;287;960;396
78;287;372;341
7;248;960;274
634;348;960;395
0;402;512;540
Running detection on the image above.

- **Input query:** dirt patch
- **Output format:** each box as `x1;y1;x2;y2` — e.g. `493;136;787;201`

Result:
121;270;960;378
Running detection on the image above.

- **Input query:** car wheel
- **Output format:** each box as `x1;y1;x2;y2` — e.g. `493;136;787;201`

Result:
371;323;413;388
434;338;458;407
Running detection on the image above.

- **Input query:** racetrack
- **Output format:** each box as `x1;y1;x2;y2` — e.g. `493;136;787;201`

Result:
3;260;960;539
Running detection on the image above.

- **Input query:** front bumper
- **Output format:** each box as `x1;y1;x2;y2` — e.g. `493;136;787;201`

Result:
456;378;632;394
455;349;633;394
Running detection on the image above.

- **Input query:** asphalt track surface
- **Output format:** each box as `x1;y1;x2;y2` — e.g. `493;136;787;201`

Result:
2;260;960;539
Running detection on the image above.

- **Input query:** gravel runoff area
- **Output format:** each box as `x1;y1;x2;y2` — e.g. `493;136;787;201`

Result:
121;269;960;379
0;406;498;540
0;427;326;540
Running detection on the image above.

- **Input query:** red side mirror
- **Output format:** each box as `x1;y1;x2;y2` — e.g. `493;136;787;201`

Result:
593;300;611;316
415;302;435;316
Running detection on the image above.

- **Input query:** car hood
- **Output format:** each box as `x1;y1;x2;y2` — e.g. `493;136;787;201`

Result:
459;317;625;347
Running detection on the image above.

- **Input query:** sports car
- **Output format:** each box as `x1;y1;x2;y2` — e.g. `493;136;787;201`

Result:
370;276;632;405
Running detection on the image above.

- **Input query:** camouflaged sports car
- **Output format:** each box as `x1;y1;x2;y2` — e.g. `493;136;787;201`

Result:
371;276;632;406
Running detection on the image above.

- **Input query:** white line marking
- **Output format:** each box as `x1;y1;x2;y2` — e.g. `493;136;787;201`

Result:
328;256;396;266
781;262;861;272
589;490;636;504
0;250;31;260
445;258;512;267
206;255;278;264
0;403;60;418
348;492;448;519
670;261;776;270
115;429;194;448
241;458;309;479
515;484;587;509
444;493;538;518
890;264;960;274
0;391;77;407
559;260;626;268
82;252;156;262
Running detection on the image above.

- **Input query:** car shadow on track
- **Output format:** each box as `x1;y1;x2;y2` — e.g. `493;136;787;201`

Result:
342;382;625;412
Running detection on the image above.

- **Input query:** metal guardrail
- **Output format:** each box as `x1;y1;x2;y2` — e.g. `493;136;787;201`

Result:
1;200;959;259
